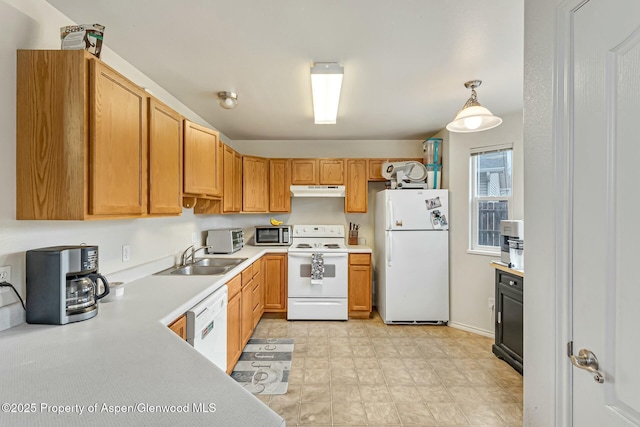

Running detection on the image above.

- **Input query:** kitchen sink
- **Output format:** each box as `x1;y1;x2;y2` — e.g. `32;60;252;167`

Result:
192;257;247;268
154;257;247;276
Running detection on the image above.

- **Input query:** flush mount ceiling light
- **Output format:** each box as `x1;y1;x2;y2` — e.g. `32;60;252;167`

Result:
446;80;502;133
310;62;344;124
217;91;238;109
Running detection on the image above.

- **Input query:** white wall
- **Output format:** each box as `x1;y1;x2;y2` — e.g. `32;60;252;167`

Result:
434;111;524;336
523;0;559;425
0;0;236;330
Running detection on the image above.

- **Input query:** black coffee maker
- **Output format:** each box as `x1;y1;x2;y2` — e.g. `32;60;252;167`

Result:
26;245;110;324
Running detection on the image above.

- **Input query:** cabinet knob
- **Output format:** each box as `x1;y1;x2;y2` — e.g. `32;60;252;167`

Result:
509;280;515;286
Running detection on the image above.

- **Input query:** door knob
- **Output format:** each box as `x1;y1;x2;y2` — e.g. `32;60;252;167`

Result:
568;342;605;384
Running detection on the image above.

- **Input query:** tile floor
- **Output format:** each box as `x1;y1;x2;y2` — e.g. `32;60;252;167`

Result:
248;312;523;427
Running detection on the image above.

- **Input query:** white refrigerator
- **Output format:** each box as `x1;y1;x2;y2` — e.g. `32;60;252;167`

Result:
374;189;449;324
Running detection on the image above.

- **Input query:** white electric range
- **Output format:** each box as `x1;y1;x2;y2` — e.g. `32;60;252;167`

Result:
287;225;348;320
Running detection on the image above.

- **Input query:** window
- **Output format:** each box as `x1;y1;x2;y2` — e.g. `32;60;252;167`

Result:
470;147;512;253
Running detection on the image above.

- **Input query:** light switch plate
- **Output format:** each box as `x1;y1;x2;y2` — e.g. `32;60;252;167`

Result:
191;232;199;245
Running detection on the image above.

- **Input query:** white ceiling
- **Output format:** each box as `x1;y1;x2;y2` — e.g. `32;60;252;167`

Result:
47;0;524;141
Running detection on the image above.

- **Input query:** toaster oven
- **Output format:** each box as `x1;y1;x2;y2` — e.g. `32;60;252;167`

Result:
206;228;244;254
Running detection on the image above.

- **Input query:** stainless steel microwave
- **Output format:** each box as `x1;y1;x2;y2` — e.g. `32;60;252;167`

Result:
254;225;292;246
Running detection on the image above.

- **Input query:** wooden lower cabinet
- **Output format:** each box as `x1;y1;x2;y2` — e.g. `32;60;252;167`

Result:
263;254;288;312
348;253;372;318
492;269;524;374
241;279;254;348
168;315;187;340
226;274;243;374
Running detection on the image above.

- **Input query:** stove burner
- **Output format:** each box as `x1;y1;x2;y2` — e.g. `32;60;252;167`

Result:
296;243;312;248
324;244;341;249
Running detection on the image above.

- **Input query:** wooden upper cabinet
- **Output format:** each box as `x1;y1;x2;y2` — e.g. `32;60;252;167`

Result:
346;159;368;213
319;159;345;184
242;156;268;212
290;159;318;185
223;144;242;213
148;98;182;215
183;120;221;197
233;151;242;212
16;50;151;220
90;60;148;216
269;159;291;212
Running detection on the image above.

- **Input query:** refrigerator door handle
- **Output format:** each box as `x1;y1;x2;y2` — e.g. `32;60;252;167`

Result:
387;231;392;267
387;199;393;229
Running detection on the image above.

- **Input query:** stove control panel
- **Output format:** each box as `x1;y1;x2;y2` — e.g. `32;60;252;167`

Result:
293;225;345;238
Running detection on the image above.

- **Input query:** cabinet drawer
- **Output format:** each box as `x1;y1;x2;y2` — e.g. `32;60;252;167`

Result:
252;258;262;278
349;253;371;266
227;274;242;300
497;271;523;292
251;281;261;311
241;265;253;286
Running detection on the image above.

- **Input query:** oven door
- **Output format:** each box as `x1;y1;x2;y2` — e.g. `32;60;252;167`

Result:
287;252;348;298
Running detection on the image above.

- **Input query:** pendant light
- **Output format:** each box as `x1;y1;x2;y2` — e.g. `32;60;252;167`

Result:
446;80;502;133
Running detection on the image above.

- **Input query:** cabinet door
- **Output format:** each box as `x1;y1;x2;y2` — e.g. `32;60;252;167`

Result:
291;159;318;184
222;144;238;213
241;281;254;346
226;293;242;374
148;98;182;215
90;60;147;215
346;159;368;213
168;315;187;340
242;156;268;212
496;281;523;362
348;253;372;316
183;120;221;196
269;159;291;212
233;151;243;211
263;254;287;312
319;159;345;184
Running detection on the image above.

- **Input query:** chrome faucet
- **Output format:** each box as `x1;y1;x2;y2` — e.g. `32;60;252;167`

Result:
180;245;211;266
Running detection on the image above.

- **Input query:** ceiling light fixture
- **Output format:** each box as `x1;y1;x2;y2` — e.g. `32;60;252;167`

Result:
217;91;238;109
310;62;343;124
446;80;502;133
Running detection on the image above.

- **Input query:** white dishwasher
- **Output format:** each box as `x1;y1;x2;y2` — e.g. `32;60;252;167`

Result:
186;285;228;372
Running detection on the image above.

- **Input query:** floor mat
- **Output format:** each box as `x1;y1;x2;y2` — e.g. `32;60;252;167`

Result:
230;338;294;395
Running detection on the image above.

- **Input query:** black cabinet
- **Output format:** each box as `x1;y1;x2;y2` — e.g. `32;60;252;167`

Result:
492;269;523;374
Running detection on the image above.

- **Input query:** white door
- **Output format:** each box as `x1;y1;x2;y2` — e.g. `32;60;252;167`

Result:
385;190;449;230
571;0;640;424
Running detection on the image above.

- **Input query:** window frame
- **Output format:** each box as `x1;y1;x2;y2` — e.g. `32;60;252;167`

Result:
468;146;513;256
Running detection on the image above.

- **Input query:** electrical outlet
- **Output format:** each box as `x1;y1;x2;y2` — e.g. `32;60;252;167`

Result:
122;245;131;262
191;232;199;245
488;297;495;310
0;266;12;294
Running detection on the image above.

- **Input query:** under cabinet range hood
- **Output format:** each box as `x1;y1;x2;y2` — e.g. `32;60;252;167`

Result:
290;185;346;198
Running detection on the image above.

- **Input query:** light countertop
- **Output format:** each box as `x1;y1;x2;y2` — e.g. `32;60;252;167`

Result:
0;245;288;427
490;261;524;278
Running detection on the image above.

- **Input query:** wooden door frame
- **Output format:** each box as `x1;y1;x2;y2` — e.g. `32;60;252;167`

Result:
553;0;591;425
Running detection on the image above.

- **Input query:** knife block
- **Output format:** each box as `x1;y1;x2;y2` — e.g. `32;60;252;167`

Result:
348;230;359;245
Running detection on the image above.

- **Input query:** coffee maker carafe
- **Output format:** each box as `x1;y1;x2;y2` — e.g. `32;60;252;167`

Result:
26;245;110;324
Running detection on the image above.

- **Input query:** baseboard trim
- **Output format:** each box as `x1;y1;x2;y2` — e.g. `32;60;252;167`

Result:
448;321;494;338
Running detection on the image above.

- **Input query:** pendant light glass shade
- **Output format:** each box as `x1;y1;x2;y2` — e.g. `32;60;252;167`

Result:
446;80;502;133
